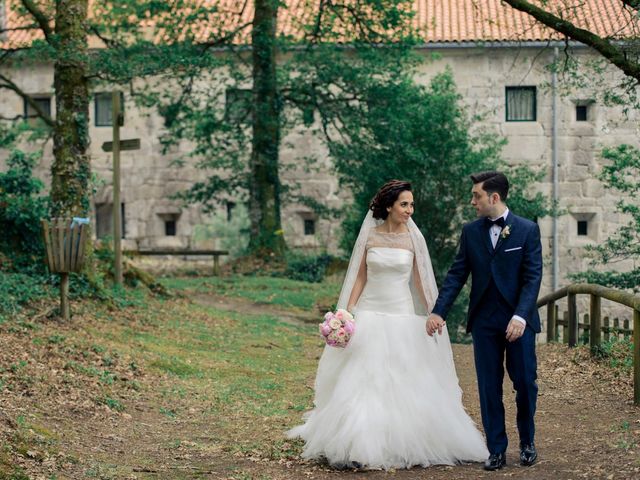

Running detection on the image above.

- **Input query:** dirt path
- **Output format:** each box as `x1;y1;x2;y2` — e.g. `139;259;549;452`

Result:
2;293;639;479
138;294;640;479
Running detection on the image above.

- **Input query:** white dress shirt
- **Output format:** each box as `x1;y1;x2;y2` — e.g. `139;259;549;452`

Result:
488;208;527;327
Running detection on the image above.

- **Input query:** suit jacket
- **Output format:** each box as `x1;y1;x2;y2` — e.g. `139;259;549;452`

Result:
432;211;543;333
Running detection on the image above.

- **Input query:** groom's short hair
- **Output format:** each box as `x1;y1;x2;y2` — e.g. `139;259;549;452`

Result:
470;171;509;201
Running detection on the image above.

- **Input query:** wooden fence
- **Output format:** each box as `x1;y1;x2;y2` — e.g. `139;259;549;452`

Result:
537;283;640;405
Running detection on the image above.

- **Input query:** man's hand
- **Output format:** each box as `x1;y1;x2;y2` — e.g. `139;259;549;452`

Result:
426;314;445;336
505;318;526;342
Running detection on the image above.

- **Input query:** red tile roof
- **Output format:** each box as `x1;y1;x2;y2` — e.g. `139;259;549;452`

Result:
1;0;636;49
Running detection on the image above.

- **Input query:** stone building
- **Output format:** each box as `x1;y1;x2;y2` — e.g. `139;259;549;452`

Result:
1;1;638;302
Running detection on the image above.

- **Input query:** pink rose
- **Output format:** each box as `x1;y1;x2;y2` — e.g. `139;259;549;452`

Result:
344;321;355;335
338;328;345;336
336;310;344;320
320;323;332;337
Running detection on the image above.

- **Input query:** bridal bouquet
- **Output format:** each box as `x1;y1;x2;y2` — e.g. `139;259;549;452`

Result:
319;309;355;348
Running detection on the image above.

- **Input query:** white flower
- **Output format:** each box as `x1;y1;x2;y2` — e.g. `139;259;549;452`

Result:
329;318;341;329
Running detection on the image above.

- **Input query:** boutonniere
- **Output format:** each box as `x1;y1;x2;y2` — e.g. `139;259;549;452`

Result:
501;225;512;239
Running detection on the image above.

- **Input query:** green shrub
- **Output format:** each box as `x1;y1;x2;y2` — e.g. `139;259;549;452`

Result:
0;272;52;321
592;337;634;373
0;149;49;273
283;253;334;283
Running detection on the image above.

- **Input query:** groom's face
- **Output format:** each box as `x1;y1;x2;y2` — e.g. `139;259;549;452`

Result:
471;182;499;218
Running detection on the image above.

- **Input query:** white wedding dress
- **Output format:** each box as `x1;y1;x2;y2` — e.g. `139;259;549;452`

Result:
287;230;488;470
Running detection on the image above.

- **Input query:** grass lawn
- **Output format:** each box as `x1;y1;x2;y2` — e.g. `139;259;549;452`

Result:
160;275;341;311
1;274;339;478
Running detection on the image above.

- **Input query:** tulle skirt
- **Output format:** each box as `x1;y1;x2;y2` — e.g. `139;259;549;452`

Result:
287;309;488;470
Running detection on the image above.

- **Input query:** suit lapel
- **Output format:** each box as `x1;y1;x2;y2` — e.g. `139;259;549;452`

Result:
480;220;494;255
494;211;515;252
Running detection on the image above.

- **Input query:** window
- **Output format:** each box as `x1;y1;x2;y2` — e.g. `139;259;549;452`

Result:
23;96;52;122
226;201;236;221
95;202;126;239
225;88;252;124
164;219;177;236
505;87;536;122
303;106;314;127
577;220;588;236
95;92;124;127
304;219;316;236
576;105;588;122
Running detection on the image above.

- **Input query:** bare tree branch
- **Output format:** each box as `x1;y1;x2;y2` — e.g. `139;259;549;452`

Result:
20;0;53;43
502;0;640;82
0;24;40;34
0;73;55;127
622;0;640;10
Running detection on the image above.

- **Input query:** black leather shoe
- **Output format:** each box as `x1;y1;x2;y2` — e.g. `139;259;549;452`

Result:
520;443;537;466
484;452;506;471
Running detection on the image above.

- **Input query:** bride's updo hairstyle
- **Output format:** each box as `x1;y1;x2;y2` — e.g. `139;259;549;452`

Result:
369;180;412;220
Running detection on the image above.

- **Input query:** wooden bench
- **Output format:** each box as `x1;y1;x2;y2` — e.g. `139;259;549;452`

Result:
124;249;229;276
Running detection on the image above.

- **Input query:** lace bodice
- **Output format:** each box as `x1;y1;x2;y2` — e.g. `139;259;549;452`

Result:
366;229;414;252
357;231;416;315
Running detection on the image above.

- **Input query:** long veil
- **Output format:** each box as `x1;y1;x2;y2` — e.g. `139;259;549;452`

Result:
336;210;439;315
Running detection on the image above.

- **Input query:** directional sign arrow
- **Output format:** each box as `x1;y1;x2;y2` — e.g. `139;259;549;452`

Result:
101;138;141;152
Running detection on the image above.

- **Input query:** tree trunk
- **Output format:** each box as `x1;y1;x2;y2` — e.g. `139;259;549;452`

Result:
249;0;285;256
50;0;91;217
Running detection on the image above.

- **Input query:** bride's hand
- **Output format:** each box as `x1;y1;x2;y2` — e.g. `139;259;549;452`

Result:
426;314;445;336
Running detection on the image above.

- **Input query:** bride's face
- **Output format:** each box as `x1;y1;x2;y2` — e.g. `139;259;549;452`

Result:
387;190;414;224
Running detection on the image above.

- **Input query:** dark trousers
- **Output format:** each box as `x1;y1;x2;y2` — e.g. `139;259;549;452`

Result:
471;301;538;455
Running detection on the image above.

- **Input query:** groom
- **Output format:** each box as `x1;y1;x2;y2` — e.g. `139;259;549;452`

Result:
426;171;542;471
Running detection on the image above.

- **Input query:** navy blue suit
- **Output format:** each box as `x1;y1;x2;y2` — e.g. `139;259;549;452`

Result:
432;211;542;455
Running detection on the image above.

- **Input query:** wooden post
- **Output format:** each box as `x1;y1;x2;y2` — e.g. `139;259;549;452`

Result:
112;91;123;287
590;294;601;354
562;310;569;344
583;313;590;344
604;316;610;342
568;293;578;347
624;319;630;339
213;254;220;276
60;273;70;320
634;309;639;406
614;318;620;340
547;301;557;342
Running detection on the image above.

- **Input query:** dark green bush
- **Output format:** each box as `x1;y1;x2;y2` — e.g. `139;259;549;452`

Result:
592;337;634;374
283;253;334;283
0;272;52;321
0;149;49;273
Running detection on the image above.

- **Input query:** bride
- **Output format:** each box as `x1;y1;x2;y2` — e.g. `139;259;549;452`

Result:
287;180;488;470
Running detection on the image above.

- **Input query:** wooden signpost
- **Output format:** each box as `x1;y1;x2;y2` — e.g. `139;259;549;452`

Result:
100;91;140;287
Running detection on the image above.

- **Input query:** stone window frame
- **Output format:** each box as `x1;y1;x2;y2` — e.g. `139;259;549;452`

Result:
23;95;52;122
95;202;126;239
572;99;595;123
304;218;316;236
225;88;252;125
156;211;181;237
569;211;597;242
95;91;125;127
505;86;537;122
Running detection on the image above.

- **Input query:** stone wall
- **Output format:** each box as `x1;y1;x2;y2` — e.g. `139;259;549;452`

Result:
1;45;638;318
